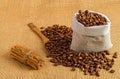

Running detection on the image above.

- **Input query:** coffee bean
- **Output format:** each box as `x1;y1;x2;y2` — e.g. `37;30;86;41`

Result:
50;59;55;63
109;69;115;73
90;71;96;75
78;10;82;14
106;66;110;71
84;70;88;75
104;50;110;55
46;55;51;58
40;27;44;29
53;63;59;66
85;10;89;14
113;52;118;58
71;67;75;71
96;72;100;77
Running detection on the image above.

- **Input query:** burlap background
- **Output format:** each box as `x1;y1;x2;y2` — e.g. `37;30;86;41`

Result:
0;0;120;79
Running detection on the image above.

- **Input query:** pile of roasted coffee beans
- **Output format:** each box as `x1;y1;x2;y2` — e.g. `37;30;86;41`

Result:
41;25;117;77
41;25;72;55
77;10;107;27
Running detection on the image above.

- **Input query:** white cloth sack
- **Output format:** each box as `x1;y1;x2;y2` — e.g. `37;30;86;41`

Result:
71;11;113;52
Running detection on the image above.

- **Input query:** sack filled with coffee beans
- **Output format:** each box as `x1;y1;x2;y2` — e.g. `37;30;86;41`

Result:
71;10;113;52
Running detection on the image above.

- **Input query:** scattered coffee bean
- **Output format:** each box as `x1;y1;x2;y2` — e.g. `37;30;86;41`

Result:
96;71;100;77
40;27;44;29
77;10;107;27
46;55;51;58
53;63;59;66
84;70;88;75
41;25;117;77
71;67;76;71
109;69;115;73
113;52;118;58
104;50;110;55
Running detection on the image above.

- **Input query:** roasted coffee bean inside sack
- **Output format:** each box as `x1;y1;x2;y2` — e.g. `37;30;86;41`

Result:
41;25;117;77
77;10;107;27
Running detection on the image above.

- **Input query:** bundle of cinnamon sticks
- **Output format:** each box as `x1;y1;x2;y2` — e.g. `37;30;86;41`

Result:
10;45;44;70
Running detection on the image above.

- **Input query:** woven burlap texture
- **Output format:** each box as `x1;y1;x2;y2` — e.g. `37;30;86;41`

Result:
0;0;120;79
